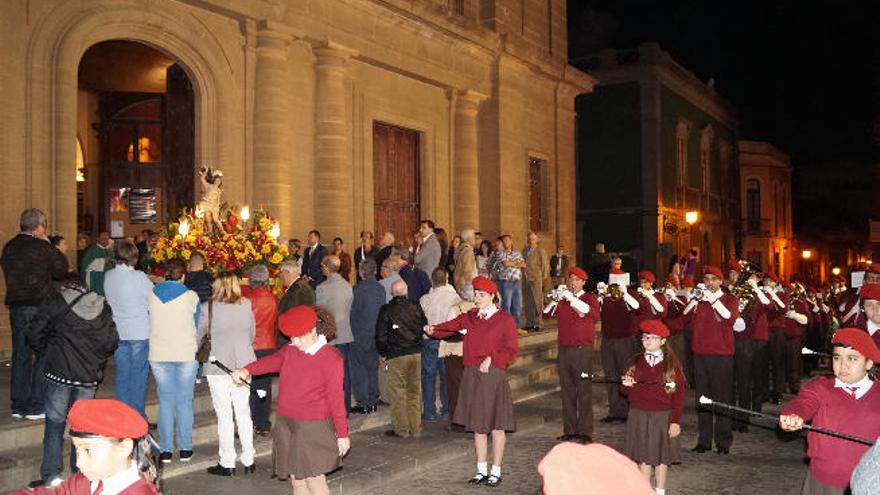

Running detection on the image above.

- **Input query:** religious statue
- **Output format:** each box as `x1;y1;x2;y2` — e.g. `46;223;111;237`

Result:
197;165;223;234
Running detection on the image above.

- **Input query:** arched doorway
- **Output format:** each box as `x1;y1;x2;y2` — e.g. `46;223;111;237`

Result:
77;40;195;241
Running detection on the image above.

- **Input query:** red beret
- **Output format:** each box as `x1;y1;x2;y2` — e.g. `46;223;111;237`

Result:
568;267;588;281
638;271;655;283
278;305;318;338
683;277;695;288
728;260;742;272
472;275;498;294
832;328;880;362
704;265;724;280
609;268;625;275
860;283;880;301
68;399;148;439
764;271;782;284
639;319;670;338
665;276;680;288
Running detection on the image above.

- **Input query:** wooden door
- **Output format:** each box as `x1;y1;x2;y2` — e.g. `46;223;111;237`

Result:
373;122;420;245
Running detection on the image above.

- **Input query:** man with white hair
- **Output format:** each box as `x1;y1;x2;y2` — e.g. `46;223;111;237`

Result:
277;260;315;343
454;229;478;299
374;232;396;279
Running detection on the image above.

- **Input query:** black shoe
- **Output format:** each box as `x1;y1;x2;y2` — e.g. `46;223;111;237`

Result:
716;446;730;455
599;416;620;423
242;463;256;475
556;434;572;441
486;475;502;488
691;444;709;453
574;434;593;444
27;480;45;489
467;474;488;485
255;428;271;437
159;451;173;464
179;450;193;462
384;430;407;438
207;464;235;476
349;405;368;414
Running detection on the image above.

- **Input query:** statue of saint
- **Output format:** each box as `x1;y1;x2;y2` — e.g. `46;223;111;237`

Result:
197;166;223;234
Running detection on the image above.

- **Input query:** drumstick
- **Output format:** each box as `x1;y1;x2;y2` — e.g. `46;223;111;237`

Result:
801;347;830;357
579;372;676;388
209;356;268;399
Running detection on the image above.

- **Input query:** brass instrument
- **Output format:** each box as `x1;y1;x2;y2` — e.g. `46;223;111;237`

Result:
731;259;762;316
788;281;807;310
596;282;624;301
689;283;706;301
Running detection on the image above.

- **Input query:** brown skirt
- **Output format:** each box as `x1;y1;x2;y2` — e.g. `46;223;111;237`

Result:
453;366;515;434
801;470;846;495
273;416;342;480
623;408;680;466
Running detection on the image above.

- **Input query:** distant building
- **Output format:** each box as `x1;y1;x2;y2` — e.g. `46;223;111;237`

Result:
738;141;794;279
574;43;740;277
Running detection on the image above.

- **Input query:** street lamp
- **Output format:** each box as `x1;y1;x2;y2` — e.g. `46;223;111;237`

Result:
831;267;841;276
685;211;699;225
801;250;812;260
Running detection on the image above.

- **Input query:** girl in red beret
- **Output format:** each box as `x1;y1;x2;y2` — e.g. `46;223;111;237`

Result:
233;306;350;494
620;319;686;495
779;328;880;494
425;276;519;488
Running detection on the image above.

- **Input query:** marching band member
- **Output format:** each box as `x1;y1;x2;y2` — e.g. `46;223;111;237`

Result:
425;276;518;488
764;272;790;404
732;264;772;430
634;271;669;324
682;265;738;454
858;283;880;349
599;268;641;423
621;320;685;495
544;267;600;442
784;283;810;395
779;328;880;495
661;276;689;378
836;265;869;329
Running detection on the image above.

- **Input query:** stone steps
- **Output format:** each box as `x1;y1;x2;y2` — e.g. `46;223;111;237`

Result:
0;330;562;492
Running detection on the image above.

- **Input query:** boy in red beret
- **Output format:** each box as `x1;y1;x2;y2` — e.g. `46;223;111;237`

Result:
779;328;880;494
858;283;880;349
10;399;159;494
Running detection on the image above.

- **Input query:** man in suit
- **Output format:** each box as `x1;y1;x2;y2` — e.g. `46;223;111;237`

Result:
301;230;328;289
276;261;315;345
316;255;355;411
414;220;441;274
550;245;570;288
523;231;550;332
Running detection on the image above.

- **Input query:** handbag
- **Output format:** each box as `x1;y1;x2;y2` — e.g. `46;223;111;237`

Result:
195;300;213;363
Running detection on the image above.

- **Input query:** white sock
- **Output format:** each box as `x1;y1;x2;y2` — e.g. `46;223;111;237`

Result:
656;488;666;495
476;462;488;476
490;465;502;478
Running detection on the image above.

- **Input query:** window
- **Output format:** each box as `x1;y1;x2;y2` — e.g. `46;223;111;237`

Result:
675;120;690;205
529;157;548;232
700;125;714;194
746;179;761;232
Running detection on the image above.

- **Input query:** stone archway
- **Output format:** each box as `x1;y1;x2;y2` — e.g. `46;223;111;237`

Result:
24;0;245;252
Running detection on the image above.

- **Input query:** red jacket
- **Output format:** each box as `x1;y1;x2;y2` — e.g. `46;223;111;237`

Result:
432;308;519;369
242;286;279;351
782;377;880;488
8;473;159;495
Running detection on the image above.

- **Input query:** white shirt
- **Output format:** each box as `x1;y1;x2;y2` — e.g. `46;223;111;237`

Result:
303;335;328;355
420;285;462;325
645;350;664;367
868;320;880;337
90;463;141;495
477;305;499;320
834;374;873;400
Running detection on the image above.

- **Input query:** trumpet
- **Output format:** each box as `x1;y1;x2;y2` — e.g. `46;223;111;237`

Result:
595;282;624;301
546;285;569;303
689;283;707;301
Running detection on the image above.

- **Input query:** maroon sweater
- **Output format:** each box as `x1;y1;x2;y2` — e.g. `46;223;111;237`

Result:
432;308;519;369
246;344;349;437
662;295;688;335
8;473;158;495
784;299;810;340
767;291;790;331
600;296;636;339
686;292;739;356
739;298;770;342
555;292;600;347
630;291;669;334
620;355;686;423
782;377;880;488
836;288;866;328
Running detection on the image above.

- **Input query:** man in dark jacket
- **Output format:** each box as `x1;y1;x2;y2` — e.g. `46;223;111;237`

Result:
277;261;315;345
27;272;119;486
0;208;69;419
349;258;385;414
301;230;329;289
394;248;431;302
375;280;426;438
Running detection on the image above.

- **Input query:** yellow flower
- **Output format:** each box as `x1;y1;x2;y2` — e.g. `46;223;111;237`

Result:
261;244;272;255
182;249;192;260
270;253;283;264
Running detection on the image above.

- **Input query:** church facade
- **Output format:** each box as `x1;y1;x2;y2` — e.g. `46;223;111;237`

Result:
0;0;593;352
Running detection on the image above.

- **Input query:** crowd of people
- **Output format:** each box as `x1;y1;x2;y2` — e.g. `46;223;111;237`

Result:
2;207;879;494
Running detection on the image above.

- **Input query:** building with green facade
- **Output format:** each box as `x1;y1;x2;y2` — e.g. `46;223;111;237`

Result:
574;42;740;278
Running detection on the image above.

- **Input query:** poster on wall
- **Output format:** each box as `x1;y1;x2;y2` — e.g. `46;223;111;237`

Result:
128;188;158;224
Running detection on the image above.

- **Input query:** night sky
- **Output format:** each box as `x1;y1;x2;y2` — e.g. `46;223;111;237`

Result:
567;1;880;236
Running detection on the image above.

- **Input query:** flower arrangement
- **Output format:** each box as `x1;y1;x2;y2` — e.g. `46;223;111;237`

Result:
148;206;290;282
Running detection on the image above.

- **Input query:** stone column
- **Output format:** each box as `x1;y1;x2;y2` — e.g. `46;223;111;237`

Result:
252;24;293;234
313;43;355;242
450;89;486;232
555;82;580;264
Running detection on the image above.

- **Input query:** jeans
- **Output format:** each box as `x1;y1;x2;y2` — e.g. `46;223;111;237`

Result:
41;381;95;481
350;338;379;408
498;280;522;328
249;349;276;431
335;343;352;413
10;306;45;415
420;339;448;418
115;340;150;419
207;375;255;468
150;361;198;453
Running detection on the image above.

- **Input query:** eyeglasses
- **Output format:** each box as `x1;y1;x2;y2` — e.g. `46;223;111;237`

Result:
641;334;662;341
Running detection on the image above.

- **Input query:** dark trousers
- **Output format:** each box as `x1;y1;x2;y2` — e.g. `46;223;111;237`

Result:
694;354;734;449
42;381;95;481
769;330;786;397
558;346;593;436
249;349;276;431
350;338;380;408
601;336;639;418
443;355;463;418
683;326;696;386
751;340;769;410
10;306;45;415
785;337;804;394
668;333;687;381
734;339;755;425
336;343;352;413
420;339;448;418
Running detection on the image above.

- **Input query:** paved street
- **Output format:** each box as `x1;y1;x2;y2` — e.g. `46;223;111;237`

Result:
162;388;810;495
